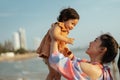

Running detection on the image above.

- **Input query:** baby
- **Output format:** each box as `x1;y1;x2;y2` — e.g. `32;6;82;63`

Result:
37;7;79;80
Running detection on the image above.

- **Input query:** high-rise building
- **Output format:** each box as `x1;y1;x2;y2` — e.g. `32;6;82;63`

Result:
13;28;27;50
13;32;20;50
34;37;41;50
19;28;27;50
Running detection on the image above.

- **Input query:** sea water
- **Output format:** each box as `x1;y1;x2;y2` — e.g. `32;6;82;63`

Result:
0;49;119;80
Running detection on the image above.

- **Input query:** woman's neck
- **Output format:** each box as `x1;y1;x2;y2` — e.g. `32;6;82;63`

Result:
89;55;102;63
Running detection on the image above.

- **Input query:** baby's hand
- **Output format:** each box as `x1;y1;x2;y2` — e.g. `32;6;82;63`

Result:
67;38;74;44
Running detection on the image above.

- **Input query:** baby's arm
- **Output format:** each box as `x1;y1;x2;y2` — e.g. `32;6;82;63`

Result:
52;25;74;44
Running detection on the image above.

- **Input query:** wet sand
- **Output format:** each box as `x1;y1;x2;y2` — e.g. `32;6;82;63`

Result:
0;53;38;62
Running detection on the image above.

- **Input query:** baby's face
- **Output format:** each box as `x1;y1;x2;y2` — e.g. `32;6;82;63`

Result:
64;19;79;30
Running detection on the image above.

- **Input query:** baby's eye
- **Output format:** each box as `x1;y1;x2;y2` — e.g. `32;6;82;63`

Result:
72;23;75;26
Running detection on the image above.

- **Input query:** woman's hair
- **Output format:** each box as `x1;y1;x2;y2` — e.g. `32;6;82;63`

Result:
100;34;120;72
118;47;120;73
57;7;80;22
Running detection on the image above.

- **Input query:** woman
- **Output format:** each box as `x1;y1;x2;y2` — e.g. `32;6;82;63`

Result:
49;33;119;80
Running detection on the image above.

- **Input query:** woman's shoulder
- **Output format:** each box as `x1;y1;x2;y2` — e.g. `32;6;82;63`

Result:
80;61;102;79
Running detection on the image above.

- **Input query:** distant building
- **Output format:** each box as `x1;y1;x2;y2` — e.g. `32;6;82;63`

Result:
34;37;41;50
19;28;27;50
13;32;20;50
13;28;27;50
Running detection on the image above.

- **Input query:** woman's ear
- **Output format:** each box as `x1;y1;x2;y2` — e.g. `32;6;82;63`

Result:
100;47;107;53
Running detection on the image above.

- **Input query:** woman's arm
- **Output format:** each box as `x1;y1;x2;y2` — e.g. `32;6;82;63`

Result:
50;36;74;60
49;30;75;79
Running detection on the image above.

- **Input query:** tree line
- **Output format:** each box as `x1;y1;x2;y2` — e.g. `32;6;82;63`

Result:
0;40;28;54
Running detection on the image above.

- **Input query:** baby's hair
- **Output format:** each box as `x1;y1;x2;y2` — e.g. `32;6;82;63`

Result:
57;7;80;22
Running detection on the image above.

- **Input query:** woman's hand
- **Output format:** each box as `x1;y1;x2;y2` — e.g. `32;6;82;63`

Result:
49;27;58;54
49;27;55;41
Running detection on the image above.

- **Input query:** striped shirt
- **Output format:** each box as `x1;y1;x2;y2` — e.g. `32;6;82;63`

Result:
49;51;113;80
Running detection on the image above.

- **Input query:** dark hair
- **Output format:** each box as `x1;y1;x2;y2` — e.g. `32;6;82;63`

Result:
100;34;120;72
57;8;80;22
118;47;120;73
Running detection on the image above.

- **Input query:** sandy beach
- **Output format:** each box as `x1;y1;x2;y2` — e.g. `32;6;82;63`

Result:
0;51;119;80
0;53;38;62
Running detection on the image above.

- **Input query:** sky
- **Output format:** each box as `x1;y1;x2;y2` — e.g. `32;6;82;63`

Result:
0;0;120;50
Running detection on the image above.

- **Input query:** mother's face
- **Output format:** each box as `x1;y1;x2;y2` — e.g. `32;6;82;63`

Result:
86;37;102;56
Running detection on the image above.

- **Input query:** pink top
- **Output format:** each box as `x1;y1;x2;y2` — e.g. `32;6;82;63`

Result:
49;51;113;80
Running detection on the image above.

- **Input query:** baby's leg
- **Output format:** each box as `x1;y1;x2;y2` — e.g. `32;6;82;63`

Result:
54;72;61;80
46;65;55;80
45;59;61;80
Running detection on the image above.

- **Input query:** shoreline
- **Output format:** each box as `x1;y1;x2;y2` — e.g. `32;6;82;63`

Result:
0;53;38;62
